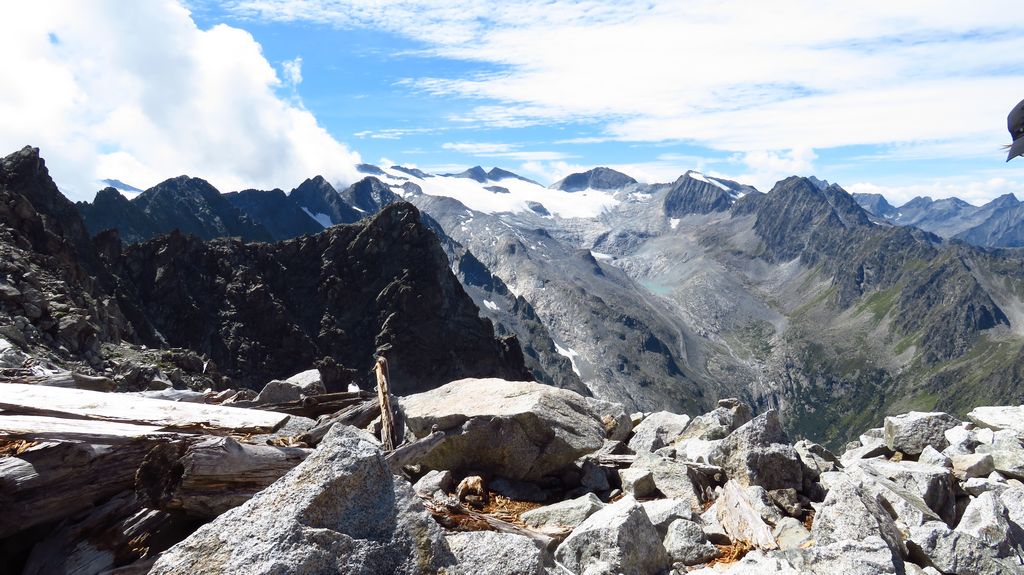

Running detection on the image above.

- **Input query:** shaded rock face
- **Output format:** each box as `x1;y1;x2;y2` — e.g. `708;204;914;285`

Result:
223;188;325;240
149;425;456;575
0;147;133;353
76;187;158;244
133;176;274;242
551;167;637;192
288;175;362;225
107;203;531;391
402;378;605;480
340;177;402;215
663;173;735;216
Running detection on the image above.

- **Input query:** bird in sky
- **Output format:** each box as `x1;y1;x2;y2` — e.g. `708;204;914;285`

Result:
1008;97;1024;162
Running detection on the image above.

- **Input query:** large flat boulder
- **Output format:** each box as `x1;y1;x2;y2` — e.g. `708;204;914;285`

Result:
401;379;605;480
968;406;1024;439
149;425;455;575
884;412;961;456
446;531;549;575
628;411;691;453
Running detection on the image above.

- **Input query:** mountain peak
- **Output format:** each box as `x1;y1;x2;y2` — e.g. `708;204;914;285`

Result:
444;166;489;183
486;167;540;186
551;167;637;192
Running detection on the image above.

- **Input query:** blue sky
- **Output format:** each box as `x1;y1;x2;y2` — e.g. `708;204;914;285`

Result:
3;1;1024;205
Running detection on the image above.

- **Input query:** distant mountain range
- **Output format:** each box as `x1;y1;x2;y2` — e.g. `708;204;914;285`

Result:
65;160;1024;445
853;191;1024;248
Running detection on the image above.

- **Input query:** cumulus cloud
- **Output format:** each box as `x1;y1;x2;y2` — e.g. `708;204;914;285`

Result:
0;1;361;200
281;56;303;88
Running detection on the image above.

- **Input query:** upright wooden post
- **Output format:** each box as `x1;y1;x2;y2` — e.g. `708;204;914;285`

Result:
374;357;397;452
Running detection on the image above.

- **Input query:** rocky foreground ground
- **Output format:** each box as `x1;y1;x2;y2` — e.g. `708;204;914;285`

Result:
5;367;1021;574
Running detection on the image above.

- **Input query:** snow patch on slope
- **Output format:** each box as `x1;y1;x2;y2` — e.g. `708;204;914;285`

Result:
376;166;619;218
688;171;731;192
554;342;582;377
301;207;332;228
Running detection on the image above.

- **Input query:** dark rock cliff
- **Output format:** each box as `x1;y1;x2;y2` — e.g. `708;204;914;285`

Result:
105;202;531;392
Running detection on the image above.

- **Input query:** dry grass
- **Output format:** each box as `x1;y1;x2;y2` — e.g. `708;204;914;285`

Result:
802;509;815;531
707;541;754;566
0;439;38;457
479;493;544;525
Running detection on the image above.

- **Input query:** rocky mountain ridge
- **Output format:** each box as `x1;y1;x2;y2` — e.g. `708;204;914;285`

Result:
70;155;1024;447
854;191;1024;248
2;146;530;395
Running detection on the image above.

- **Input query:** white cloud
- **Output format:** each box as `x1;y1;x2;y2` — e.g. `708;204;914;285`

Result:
226;0;1024;165
281;56;303;87
442;141;573;162
442;142;516;154
0;1;361;200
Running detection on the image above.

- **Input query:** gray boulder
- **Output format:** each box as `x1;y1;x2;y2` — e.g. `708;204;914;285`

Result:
253;379;305;405
883;412;961;455
640;498;694;534
284;368;328;396
149;425;455;575
952;454;996;480
716;480;778;549
713;411;803;491
618;467;657;498
975;431;1024;480
401;379;605;480
628;411;691;453
772;517;811;550
919;445;952;469
413;469;453;497
812;473;905;558
908;521;1022;575
632;454;708;514
584;397;632;442
848;463;944;529
553;497;671;575
794;439;842;480
859;459;956;525
446;531;548;575
967;406;1024;439
520;493;604;531
955;492;1014;557
675;398;752;442
781;536;904;575
663;518;720;566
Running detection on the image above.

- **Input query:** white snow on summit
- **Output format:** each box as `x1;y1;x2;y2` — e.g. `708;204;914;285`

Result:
687;171;732;192
376;166;620;218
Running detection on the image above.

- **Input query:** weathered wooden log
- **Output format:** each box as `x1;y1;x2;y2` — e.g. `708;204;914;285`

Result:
0;440;158;538
374;357;397;451
420;495;556;550
0;370;115;391
0;383;290;434
136;435;311;519
0;414;181;443
298;398;381;447
247;391;374;418
20;492;199;575
385;429;446;473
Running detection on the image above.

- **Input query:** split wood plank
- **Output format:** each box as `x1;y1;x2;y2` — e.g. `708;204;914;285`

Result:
0;383;289;434
136;436;311;519
0;414;178;443
0;440;159;538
